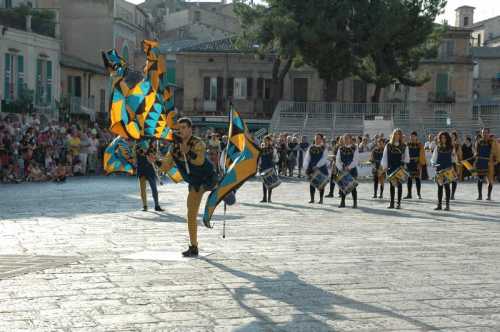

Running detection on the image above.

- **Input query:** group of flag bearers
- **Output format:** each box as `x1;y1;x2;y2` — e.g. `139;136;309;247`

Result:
259;128;499;212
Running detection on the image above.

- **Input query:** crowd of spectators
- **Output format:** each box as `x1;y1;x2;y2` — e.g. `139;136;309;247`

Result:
0;114;113;184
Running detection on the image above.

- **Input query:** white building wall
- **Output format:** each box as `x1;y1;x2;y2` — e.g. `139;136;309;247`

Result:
0;26;61;113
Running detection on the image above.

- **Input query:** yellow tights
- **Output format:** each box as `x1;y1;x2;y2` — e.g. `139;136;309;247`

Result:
186;188;205;247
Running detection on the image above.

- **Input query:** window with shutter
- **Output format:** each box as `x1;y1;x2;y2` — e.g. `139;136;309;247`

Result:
46;61;52;104
226;77;234;97
234;78;247;99
257;78;263;98
4;54;12;101
36;59;43;104
217;77;224;100
247;77;253;99
17;55;24;99
436;73;448;96
203;78;210;100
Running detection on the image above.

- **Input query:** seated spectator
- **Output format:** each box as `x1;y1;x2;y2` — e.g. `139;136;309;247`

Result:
54;160;67;183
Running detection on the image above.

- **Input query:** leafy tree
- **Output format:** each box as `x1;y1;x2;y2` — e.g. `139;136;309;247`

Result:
353;0;447;102
234;0;302;107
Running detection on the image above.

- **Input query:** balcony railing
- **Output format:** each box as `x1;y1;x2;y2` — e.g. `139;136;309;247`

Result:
0;7;56;38
69;96;96;120
428;91;456;103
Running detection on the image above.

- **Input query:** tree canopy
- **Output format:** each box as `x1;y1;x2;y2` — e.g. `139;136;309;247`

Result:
234;0;447;102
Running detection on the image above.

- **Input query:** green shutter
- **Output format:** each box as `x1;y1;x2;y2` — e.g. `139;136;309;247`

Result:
17;55;24;99
436;73;448;96
46;61;52;104
4;54;11;101
36;59;43;104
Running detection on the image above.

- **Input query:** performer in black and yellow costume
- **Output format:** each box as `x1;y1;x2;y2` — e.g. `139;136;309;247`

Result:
259;135;278;203
474;128;496;200
382;129;410;209
450;132;462;200
303;133;329;204
335;134;359;208
370;138;385;199
326;136;341;198
159;118;218;257
136;140;164;212
405;132;425;200
431;132;457;210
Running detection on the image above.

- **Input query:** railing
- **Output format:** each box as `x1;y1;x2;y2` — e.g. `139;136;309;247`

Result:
69;96;96;120
0;8;56;38
271;101;500;139
428;91;456;103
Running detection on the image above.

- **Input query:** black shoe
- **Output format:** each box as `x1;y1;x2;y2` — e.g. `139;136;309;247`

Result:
339;202;346;208
260;199;267;203
434;205;442;211
396;203;401;209
486;196;491;201
352;202;357;209
387;203;394;209
379;194;383;199
418;195;422;200
372;194;377;199
318;199;323;204
325;194;334;198
182;245;198;257
444;204;450;211
476;196;483;200
155;206;164;212
403;195;412;199
308;200;314;204
142;206;148;211
450;195;455;200
268;198;272;203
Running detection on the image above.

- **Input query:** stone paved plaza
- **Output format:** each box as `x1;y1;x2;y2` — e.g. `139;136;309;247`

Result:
0;176;500;331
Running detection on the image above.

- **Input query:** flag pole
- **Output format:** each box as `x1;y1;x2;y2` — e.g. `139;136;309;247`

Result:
222;105;232;239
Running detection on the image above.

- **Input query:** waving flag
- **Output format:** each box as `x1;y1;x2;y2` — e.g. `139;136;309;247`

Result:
103;137;136;175
203;107;261;227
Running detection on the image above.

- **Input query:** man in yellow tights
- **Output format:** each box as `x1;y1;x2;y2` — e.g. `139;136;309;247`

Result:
158;118;218;257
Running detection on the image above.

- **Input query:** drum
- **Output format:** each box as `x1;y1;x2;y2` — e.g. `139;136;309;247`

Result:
261;168;281;190
387;167;409;186
310;168;329;190
436;167;457;186
335;171;358;194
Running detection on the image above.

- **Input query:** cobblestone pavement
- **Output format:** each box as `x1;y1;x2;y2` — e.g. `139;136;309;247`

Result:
1;176;500;331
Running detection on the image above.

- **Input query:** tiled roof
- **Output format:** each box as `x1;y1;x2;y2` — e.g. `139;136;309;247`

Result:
60;54;106;75
472;47;500;58
179;37;239;53
159;39;200;53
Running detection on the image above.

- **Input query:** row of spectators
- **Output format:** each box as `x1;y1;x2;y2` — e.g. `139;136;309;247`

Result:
0;114;113;183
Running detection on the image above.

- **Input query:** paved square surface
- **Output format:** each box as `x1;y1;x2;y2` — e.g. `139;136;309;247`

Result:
0;176;500;331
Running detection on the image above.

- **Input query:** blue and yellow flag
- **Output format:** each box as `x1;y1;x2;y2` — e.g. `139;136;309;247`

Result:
103;137;136;175
203;107;261;227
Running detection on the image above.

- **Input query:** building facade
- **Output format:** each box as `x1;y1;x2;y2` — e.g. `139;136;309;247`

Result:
0;2;61;119
472;47;500;104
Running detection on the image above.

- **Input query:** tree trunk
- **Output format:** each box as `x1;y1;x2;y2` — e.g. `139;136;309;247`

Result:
371;85;382;103
270;57;293;111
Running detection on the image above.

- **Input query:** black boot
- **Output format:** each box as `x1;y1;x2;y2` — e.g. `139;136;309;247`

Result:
404;179;412;199
318;189;324;204
142;206;148;211
309;186;315;203
436;185;443;210
261;184;267;203
397;184;402;209
352;189;358;209
268;190;272;203
339;194;346;208
477;180;483;200
388;185;395;208
416;178;422;199
373;180;378;199
182;245;198;257
451;181;457;200
434;203;442;210
379;186;384;199
487;184;493;201
155;206;164;212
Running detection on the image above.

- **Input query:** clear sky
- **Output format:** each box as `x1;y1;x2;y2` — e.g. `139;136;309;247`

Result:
128;0;500;26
